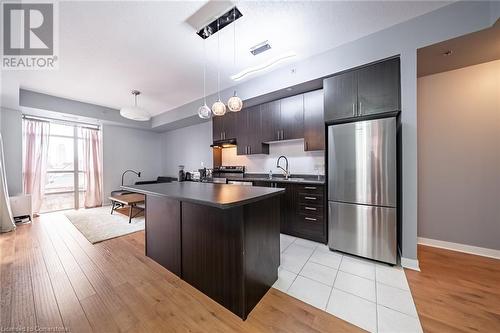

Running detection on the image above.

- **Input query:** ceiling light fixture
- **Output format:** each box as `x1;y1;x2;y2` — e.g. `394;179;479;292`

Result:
230;51;297;81
198;39;212;119
227;8;242;112
120;90;151;121
212;18;226;116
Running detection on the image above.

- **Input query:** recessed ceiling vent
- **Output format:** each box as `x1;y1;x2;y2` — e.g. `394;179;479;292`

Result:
250;41;271;56
196;6;242;39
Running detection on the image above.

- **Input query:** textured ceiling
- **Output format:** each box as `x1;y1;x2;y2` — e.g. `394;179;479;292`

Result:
1;1;451;116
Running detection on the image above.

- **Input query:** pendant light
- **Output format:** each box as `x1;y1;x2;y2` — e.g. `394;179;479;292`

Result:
120;90;151;121
227;7;243;112
211;18;226;116
198;38;211;119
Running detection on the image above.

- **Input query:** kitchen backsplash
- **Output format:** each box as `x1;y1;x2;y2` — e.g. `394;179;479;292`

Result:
222;139;325;175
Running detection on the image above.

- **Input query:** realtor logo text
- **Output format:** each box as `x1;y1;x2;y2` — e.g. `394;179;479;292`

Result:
2;2;58;70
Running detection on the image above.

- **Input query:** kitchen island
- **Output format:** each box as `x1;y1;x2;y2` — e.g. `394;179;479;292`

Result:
121;182;284;319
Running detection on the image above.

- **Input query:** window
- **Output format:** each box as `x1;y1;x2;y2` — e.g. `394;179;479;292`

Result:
38;122;94;212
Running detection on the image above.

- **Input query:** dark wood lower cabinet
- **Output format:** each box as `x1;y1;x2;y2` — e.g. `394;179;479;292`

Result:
252;182;327;243
145;194;280;320
145;196;181;276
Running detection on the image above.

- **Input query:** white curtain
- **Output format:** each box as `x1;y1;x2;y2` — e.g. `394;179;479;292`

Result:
22;119;50;214
0;133;15;233
81;127;102;208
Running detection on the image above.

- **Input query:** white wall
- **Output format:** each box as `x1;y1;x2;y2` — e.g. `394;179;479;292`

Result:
0;107;23;196
102;125;163;204
222;140;324;175
160;121;213;176
418;60;500;250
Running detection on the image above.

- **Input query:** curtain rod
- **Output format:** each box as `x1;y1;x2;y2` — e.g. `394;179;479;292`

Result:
22;114;101;130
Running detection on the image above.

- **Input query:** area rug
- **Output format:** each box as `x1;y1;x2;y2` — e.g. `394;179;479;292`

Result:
64;206;144;244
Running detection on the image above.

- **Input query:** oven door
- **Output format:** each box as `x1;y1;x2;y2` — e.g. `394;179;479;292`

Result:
227;181;253;186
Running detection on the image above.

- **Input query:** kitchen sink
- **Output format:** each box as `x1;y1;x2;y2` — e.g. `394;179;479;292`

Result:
268;177;306;182
286;178;306;182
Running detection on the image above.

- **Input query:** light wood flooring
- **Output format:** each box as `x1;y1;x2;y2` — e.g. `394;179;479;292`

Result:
0;213;499;332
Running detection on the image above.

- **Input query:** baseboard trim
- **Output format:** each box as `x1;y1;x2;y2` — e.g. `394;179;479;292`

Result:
418;237;500;260
401;257;420;271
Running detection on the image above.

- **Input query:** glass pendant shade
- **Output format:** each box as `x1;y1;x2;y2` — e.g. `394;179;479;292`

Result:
227;92;243;112
212;100;226;116
198;103;212;119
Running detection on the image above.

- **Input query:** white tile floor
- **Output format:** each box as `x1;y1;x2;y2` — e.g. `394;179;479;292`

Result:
273;234;423;333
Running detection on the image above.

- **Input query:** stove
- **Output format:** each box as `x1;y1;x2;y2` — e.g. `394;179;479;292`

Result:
212;166;245;183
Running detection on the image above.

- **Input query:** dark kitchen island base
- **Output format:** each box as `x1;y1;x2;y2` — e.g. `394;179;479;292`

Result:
144;194;280;320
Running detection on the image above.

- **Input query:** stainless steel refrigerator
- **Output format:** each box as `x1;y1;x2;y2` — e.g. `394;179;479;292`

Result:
328;117;397;264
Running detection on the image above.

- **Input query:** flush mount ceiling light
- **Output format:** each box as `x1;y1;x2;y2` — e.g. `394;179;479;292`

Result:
120;90;151;121
230;51;297;81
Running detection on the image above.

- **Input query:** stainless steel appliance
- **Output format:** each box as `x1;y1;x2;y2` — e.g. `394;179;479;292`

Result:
212;166;245;184
328;117;397;264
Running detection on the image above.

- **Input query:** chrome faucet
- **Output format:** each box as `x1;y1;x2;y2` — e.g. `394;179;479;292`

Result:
276;155;290;179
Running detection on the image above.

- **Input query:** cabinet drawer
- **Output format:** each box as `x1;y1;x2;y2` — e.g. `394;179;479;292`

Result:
296;184;324;195
298;215;323;224
289;216;325;241
298;193;324;205
298;204;324;217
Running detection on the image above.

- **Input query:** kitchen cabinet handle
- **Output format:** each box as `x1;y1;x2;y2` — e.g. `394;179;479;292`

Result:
304;196;317;200
305;217;317;222
352;103;356;116
304;186;317;190
359;102;362;116
281;130;284;140
304;207;317;211
304;141;308;151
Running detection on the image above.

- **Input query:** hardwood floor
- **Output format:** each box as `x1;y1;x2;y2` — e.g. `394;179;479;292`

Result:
0;214;361;333
1;214;499;332
406;245;500;333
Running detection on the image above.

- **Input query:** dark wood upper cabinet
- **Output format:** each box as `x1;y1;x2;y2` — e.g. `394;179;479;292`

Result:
236;109;249;155
212;111;238;141
223;111;238;139
303;89;325;151
212;115;224;141
213;90;325;152
280;94;304;140
248;106;268;155
357;58;400;116
324;57;401;123
260;100;281;142
324;71;357;122
236;106;268;156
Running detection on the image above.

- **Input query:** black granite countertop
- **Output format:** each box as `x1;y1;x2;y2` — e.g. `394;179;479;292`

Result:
121;182;284;209
228;173;325;185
